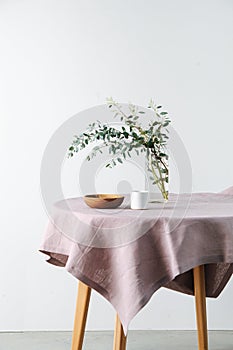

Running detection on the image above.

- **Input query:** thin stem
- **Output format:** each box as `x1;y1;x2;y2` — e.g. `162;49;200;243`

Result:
148;154;163;194
149;153;168;200
151;147;168;174
155;159;168;200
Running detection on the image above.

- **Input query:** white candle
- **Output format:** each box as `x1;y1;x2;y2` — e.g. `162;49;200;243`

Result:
130;191;149;210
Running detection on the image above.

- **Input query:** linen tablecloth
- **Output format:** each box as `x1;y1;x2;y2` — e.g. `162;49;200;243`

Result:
40;191;233;334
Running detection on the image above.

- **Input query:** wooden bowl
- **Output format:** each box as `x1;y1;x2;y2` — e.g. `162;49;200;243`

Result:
83;194;124;209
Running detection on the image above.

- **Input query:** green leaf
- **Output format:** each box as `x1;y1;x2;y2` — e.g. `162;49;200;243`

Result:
117;158;123;163
160;112;168;115
69;146;74;151
138;111;145;114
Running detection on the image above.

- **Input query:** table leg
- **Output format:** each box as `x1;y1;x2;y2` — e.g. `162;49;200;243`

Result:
71;281;91;350
113;314;127;350
193;265;208;350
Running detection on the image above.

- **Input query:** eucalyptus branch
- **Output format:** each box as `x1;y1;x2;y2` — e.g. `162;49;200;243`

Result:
68;98;171;200
107;98;144;135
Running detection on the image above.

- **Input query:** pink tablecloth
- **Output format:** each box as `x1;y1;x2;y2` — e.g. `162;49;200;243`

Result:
40;191;233;334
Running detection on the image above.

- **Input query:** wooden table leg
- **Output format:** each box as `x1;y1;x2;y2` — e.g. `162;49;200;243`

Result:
193;265;208;350
113;314;127;350
71;281;91;350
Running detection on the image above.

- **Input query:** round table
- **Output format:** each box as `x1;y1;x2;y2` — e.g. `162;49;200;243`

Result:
40;192;233;350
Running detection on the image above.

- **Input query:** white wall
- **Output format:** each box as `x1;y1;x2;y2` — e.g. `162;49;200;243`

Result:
0;0;233;331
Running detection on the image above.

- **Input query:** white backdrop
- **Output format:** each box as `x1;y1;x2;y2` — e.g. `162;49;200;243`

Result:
0;0;233;331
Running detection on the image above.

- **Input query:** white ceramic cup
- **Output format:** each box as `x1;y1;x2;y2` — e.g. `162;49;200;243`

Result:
130;191;149;210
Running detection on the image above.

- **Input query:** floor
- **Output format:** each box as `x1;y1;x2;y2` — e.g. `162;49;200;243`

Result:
0;331;232;350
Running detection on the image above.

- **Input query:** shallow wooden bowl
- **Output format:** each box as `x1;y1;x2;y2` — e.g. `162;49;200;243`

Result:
83;194;124;209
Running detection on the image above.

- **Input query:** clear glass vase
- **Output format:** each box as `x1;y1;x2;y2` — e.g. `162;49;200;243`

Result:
146;152;169;202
